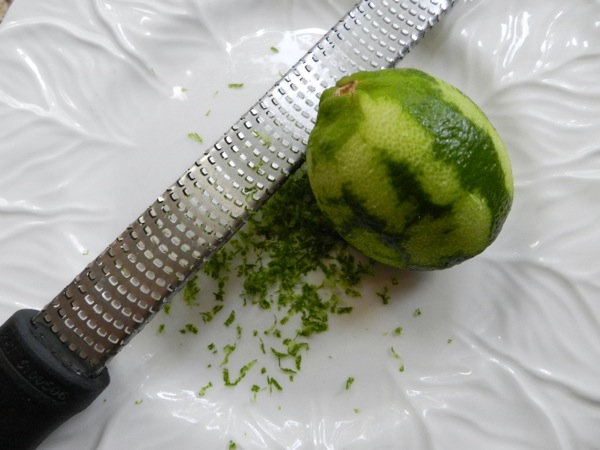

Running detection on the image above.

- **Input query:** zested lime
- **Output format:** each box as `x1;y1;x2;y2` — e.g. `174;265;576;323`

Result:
306;68;513;270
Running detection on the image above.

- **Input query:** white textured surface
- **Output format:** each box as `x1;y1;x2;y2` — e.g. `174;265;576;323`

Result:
1;0;600;448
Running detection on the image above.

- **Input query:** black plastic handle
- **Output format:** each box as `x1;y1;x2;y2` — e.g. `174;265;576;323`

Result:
0;309;110;450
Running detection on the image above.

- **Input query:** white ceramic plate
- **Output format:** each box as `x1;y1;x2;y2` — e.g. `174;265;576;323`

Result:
1;0;600;448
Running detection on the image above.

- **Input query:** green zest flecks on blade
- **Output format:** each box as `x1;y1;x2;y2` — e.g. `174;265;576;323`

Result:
307;68;514;270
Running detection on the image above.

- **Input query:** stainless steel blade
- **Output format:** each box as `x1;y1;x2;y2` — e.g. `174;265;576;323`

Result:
34;0;455;372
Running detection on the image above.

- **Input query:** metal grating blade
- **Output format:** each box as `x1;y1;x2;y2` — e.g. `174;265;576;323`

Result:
35;0;455;372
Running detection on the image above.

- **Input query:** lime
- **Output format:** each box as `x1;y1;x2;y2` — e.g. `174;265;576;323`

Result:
306;68;513;270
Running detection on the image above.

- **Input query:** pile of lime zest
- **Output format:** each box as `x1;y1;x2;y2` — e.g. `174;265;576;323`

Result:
234;167;375;337
167;167;396;395
228;83;244;89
